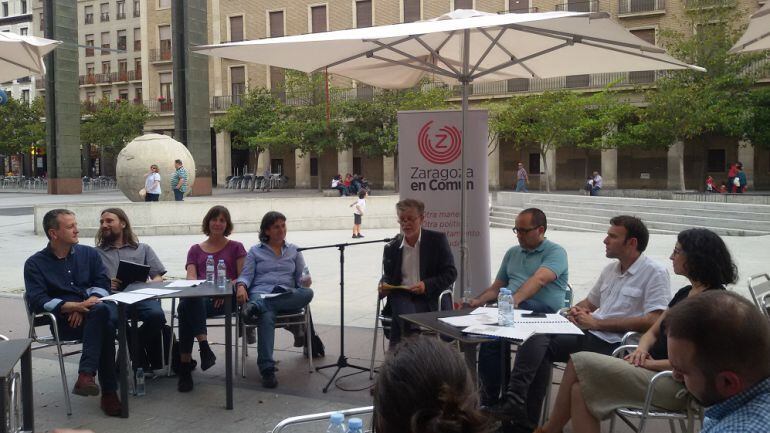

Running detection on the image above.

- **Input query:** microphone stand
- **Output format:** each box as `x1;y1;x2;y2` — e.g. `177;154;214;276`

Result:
298;237;391;393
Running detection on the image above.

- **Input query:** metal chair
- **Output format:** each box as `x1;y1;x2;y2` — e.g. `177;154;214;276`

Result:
240;305;314;377
748;273;770;318
608;344;700;433
24;299;82;416
368;288;454;379
539;283;575;424
0;334;8;341
272;406;373;433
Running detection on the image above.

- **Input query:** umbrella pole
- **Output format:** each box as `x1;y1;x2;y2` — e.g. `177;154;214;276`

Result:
460;29;470;304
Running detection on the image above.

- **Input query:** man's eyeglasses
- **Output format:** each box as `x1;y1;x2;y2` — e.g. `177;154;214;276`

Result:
512;226;540;234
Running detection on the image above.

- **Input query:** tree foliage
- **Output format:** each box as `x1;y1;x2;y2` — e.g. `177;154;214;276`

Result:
744;87;770;148
80;99;153;157
0;97;45;155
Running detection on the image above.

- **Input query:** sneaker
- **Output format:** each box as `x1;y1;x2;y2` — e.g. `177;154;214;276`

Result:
199;342;217;371
73;372;100;396
261;369;278;389
357;234;364;238
246;327;257;345
177;362;194;393
100;391;122;417
352;234;358;238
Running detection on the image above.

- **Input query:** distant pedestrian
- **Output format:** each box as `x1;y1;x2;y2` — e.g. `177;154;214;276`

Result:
727;163;738;193
261;166;272;192
171;159;188;201
350;190;366;238
584;176;594;195
515;162;528;192
705;175;716;193
144;164;161;201
591;171;603;196
735;162;747;193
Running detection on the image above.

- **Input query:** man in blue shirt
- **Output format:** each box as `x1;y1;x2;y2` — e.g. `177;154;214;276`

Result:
468;208;569;411
24;209;121;416
666;291;770;433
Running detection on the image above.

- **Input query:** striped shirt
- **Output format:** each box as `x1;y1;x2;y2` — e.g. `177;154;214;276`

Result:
171;166;189;193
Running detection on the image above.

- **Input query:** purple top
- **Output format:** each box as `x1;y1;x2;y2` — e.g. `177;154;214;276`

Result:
186;240;247;280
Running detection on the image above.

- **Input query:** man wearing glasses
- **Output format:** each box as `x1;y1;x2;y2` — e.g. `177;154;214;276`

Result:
378;198;457;348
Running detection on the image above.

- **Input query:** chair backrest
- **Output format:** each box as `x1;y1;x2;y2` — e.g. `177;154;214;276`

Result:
564;283;574;308
748;274;770;318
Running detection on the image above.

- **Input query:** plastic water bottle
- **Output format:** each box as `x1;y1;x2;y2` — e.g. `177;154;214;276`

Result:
300;266;311;288
346;417;363;433
216;259;227;289
135;367;146;396
498;288;514;327
205;255;215;284
326;412;346;433
463;285;472;304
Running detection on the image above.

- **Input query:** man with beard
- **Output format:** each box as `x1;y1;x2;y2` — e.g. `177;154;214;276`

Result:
96;208;167;372
666;291;770;433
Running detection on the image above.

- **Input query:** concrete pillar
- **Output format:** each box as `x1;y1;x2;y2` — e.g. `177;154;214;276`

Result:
215;132;231;186
667;140;684;190
383;155;395;190
257;149;271;174
601;148;618;189
738;140;755;190
295;150;311;188
338;148;354;175
543;147;556;191
488;135;500;191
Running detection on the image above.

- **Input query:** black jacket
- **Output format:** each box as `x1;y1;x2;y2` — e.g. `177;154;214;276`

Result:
381;229;457;311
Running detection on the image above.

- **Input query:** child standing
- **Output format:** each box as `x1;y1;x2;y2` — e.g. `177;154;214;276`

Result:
350;190;367;238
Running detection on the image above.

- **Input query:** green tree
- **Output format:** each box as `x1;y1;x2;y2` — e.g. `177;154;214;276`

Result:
80;99;153;167
744;87;770;149
0;97;45;156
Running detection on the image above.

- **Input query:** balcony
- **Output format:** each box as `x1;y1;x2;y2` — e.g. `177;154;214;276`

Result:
144;99;174;113
79;70;141;85
100;12;109;22
149;47;172;63
554;0;599;11
619;0;666;15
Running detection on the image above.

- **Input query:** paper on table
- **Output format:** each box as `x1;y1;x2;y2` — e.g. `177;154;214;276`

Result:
259;292;289;299
132;288;181;296
438;314;497;327
462;324;535;341
101;292;156;304
470;307;535;320
165;280;206;288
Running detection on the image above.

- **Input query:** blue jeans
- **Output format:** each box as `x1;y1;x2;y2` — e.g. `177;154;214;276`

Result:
54;302;118;392
173;189;184;201
244;287;314;373
478;298;555;406
515;179;528;192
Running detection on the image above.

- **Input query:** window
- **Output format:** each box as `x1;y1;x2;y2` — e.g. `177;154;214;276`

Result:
85;34;95;57
159;25;171;60
529;153;540;174
21;89;29;104
565;74;590;88
87;91;96;102
353;157;362;175
229;15;243;42
403;0;420;22
118;89;129;100
84;5;93;24
310;5;327;33
269;11;285;93
135;87;142;102
101;61;111;74
707;149;726;172
134;58;141;78
509;0;530;12
116;1;125;19
231;66;245;99
133;0;140;17
100;3;109;21
101;31;111;54
159;72;173;100
355;0;372;28
39;13;43;31
102;90;112;100
117;30;127;51
310;158;318;176
118;59;128;80
20;28;27;36
86;63;95;76
21;0;26;14
454;0;473;9
158;0;170;9
133;28;141;51
1;3;7;17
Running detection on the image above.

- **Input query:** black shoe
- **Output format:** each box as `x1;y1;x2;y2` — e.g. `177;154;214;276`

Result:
483;396;527;423
246;327;257;345
261;369;278;389
357;234;364;238
177;362;194;393
286;324;305;348
199;341;216;371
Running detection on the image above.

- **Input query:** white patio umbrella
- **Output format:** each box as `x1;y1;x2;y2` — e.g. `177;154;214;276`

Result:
194;9;704;294
730;2;770;54
0;32;61;83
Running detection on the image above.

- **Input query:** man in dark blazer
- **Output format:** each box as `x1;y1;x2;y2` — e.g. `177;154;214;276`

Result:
379;198;457;347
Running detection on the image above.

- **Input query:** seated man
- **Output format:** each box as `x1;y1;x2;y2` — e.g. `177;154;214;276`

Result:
24;209;121;416
469;208;569;405
95;208;167;371
484;215;671;433
379;198;457;348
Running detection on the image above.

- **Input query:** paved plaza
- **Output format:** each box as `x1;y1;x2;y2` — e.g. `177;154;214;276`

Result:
0;189;767;432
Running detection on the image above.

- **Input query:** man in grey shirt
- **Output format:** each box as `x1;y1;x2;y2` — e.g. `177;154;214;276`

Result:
96;207;167;372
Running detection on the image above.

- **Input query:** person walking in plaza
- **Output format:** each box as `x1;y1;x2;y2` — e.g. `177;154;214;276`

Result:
176;205;247;392
536;228;736;433
735;162;747;193
143;164;161;201
727;162;738;193
171;159;189;201
24;209;121;416
350;189;366;238
590;171;603;196
237;211;314;388
515;162;529;192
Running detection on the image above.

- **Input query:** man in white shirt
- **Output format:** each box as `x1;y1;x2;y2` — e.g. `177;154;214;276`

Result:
488;215;671;433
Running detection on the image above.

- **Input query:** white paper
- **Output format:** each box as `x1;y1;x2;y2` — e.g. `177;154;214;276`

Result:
165;280;206;288
259;292;289;299
462;324;535;341
102;292;156;304
132;288;181;296
438;314;497;327
470;307;534;319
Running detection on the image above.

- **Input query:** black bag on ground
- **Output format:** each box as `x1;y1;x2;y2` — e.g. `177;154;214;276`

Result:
305;310;325;359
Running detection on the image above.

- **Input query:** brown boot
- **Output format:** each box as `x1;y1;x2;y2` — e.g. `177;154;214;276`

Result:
73;372;100;396
100;391;122;417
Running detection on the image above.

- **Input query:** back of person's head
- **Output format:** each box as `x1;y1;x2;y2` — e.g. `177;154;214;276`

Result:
259;211;286;243
42;209;75;240
519;208;547;233
665;291;770;386
676;228;737;289
609;215;649;252
358;190;366;199
374;336;491;433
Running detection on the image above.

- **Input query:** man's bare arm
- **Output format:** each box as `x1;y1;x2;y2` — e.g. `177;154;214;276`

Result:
512;267;557;307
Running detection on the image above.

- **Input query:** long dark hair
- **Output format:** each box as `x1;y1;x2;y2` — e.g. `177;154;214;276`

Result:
96;208;138;248
259;211;286;243
374;336;491;433
677;228;737;289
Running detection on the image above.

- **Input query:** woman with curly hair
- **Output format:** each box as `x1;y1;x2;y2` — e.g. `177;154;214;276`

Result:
535;228;737;433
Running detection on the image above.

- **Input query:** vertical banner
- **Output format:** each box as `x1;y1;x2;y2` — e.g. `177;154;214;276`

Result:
397;110;491;297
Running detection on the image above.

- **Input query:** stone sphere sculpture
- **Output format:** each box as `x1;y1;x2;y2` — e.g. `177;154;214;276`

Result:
116;133;196;202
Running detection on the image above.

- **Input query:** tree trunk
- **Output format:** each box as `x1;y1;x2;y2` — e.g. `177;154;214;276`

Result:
317;152;323;192
394;155;399;193
678;151;686;192
541;150;551;193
